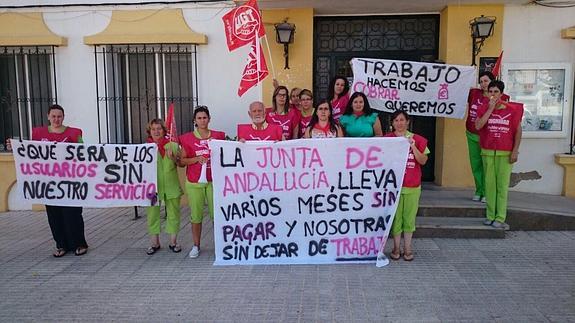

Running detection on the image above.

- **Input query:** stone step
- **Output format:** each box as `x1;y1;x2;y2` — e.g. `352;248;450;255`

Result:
417;206;575;231
414;217;508;239
418;206;485;218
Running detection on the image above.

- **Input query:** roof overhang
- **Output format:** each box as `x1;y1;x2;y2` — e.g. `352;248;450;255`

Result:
0;12;67;46
84;9;207;45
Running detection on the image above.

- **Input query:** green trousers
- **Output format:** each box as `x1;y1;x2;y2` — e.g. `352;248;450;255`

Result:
482;150;512;223
186;182;214;224
146;197;181;235
466;131;484;197
391;186;421;235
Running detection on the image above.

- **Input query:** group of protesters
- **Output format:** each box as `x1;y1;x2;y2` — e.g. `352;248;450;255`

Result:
12;71;522;264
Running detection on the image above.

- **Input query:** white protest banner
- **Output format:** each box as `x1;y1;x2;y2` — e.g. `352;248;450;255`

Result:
351;58;476;119
210;138;409;265
12;140;157;207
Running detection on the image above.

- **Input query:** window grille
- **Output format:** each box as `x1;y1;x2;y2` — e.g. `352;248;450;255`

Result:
0;46;57;151
93;44;199;144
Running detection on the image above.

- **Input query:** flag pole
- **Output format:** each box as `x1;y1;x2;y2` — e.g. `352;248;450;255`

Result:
263;34;276;80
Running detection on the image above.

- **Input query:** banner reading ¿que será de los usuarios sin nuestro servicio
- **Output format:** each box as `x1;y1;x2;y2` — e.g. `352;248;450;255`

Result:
12;140;158;207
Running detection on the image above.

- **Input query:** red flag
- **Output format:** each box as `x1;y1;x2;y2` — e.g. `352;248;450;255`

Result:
222;0;265;52
492;51;504;79
165;103;178;142
238;42;268;97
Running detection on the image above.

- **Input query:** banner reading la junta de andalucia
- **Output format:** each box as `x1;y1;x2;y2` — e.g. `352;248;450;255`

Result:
210;138;410;265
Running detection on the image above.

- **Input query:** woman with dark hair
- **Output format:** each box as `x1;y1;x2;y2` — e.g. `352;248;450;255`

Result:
266;86;301;140
328;75;350;120
475;80;523;229
339;92;383;137
384;110;429;261
31;104;89;257
303;99;343;138
466;71;510;202
297;89;315;138
145;118;183;255
179;106;226;258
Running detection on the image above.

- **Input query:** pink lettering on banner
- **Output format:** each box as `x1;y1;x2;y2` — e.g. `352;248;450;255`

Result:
20;161;98;178
330;236;382;257
255;146;324;169
94;183;156;200
345;146;383;169
353;82;401;100
222;170;329;197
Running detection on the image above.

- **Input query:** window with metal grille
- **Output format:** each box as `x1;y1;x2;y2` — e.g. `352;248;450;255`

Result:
93;44;199;144
0;46;58;151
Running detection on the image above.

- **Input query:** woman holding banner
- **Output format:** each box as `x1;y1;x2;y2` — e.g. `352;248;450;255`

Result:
466;71;510;202
145;119;183;255
297;89;315;138
339;92;383;137
385;110;429;261
303;99;343;138
32;104;88;257
266;86;301;140
328;75;350;120
179;106;226;258
475;80;522;229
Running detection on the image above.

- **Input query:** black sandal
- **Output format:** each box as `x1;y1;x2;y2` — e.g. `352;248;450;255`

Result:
168;244;181;253
75;247;88;256
146;245;160;255
53;248;66;258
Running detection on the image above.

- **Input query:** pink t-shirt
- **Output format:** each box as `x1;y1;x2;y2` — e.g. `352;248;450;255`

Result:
384;132;428;188
237;124;283;141
298;113;313;138
467;89;510;134
265;107;301;140
32;126;82;143
477;101;523;152
180;130;226;183
331;92;349;120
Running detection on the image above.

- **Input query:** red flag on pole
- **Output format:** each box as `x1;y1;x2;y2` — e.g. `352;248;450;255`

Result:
222;0;265;52
492;51;504;79
238;41;269;97
165;102;178;143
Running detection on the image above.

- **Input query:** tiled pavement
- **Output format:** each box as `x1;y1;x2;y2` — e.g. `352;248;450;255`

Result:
0;203;574;322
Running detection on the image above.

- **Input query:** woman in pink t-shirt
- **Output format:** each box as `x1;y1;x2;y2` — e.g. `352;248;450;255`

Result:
31;105;88;258
266;86;300;140
384;110;429;262
302;99;344;138
328;75;350;120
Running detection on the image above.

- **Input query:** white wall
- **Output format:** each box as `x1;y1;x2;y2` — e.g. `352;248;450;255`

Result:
7;2;260;209
503;5;575;194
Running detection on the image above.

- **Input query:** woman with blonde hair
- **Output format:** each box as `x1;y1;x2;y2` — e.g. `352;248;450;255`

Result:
145;118;183;255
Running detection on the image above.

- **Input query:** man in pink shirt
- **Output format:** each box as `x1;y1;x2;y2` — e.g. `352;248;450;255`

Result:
237;101;284;142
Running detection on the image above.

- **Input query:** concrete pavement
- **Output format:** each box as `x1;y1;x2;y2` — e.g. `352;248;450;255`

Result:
0;193;574;322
